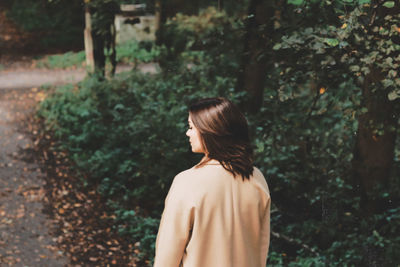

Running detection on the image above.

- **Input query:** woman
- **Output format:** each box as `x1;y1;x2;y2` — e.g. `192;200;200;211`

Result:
154;97;271;267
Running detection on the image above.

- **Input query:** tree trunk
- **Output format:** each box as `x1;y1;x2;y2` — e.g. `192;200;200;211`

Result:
85;2;119;78
236;0;274;113
155;0;165;46
352;69;397;215
109;23;117;77
218;0;223;11
87;4;106;77
84;7;95;74
154;0;162;34
351;1;400;216
92;29;106;77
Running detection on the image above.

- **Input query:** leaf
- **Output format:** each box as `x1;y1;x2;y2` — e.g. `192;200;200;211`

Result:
383;1;395;8
287;0;304;5
273;43;282;50
324;38;339;47
388;91;400;101
382;79;394;88
96;244;106;250
388;70;397;78
349;65;360;72
114;103;125;110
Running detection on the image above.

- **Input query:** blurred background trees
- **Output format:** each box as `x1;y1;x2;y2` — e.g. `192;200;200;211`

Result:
2;0;84;50
3;0;399;265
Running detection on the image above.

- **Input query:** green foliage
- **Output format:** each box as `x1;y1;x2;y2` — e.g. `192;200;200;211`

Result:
158;7;244;74
33;40;160;69
287;0;371;6
274;2;400;102
253;77;368;265
287;0;304;5
116;40;161;64
383;1;395;8
335;8;400;100
7;0;84;48
114;208;159;262
36;51;86;69
87;0;119;37
266;1;400;264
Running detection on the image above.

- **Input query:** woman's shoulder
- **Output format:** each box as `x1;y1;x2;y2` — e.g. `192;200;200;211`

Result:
168;167;213;202
252;166;264;178
177;164;266;181
172;164;223;188
174;164;214;180
175;167;197;179
172;167;199;185
251;166;270;195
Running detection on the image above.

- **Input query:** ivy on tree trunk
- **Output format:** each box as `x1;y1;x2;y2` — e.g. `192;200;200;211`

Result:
87;0;119;78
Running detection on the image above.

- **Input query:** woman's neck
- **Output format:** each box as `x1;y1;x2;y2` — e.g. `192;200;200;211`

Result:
199;156;220;165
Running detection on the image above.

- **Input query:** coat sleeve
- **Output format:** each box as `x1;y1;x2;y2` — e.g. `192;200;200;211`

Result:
261;194;271;266
154;174;195;267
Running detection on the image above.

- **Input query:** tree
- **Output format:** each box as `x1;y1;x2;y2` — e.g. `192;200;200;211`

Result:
257;0;400;262
268;0;400;214
85;0;119;77
347;1;400;215
236;0;276;113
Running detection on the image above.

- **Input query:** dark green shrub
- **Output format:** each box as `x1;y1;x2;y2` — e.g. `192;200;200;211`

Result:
7;0;84;48
158;7;244;75
36;51;86;69
116;40;161;65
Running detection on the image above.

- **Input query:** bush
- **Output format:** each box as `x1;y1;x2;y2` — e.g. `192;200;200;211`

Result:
33;40;160;70
36;51;86;69
116;40;161;65
7;0;84;48
157;7;244;75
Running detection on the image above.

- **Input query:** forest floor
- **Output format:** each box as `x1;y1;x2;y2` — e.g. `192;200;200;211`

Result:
0;60;155;266
0;87;69;266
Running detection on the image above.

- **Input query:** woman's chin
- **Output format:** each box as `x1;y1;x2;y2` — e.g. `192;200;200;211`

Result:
191;148;202;153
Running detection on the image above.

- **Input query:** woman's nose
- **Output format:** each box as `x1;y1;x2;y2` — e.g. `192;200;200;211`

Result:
186;129;190;136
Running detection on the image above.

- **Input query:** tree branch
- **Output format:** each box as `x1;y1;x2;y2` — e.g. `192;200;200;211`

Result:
271;231;320;257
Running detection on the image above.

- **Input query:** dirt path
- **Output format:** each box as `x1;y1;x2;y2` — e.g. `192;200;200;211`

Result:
0;63;156;90
0;69;86;90
0;7;80;265
0;88;69;266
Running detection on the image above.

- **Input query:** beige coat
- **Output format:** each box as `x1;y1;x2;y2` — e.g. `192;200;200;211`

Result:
154;163;271;267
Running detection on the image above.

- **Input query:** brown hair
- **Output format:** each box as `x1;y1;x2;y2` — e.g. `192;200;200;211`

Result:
189;97;254;180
